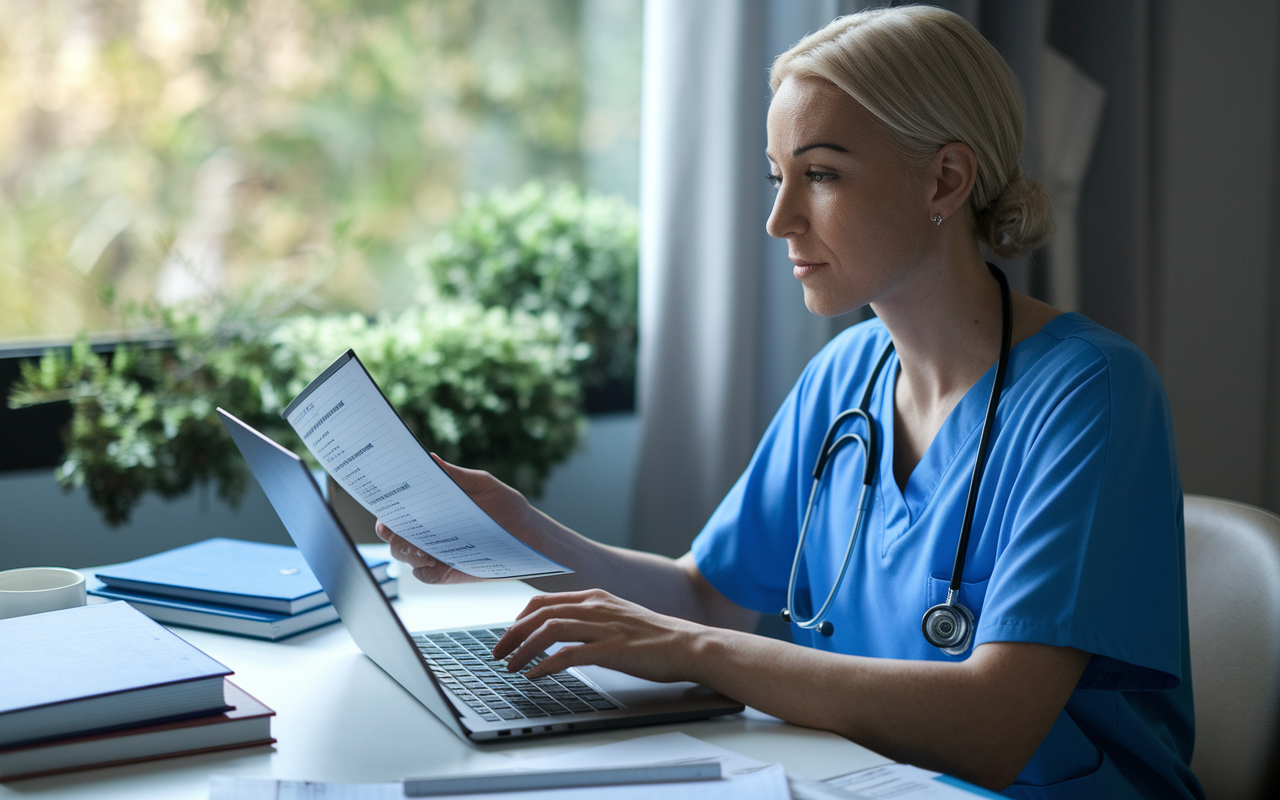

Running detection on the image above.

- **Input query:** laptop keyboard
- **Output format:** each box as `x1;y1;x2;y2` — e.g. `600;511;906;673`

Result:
413;628;619;723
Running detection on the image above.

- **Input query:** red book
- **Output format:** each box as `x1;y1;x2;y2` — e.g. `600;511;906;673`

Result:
0;681;275;782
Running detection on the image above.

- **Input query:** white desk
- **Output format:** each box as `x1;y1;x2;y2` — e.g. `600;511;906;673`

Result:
2;555;891;798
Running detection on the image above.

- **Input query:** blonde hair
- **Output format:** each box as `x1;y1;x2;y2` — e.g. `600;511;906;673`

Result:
771;6;1053;258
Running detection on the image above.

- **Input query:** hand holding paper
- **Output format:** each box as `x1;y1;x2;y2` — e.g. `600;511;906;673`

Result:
283;351;571;581
372;455;547;584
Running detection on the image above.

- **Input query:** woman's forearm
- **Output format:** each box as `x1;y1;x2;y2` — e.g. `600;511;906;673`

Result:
683;631;1089;791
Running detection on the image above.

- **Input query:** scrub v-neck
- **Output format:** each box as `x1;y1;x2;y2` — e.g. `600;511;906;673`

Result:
874;330;1041;536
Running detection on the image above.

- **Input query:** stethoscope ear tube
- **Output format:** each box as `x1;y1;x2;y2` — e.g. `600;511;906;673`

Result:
782;481;871;636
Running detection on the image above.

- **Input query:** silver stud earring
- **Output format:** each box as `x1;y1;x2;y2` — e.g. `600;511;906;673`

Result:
932;214;943;226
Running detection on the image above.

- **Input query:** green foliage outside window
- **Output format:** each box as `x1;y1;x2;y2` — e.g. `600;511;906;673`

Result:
9;301;585;525
418;182;638;395
0;0;642;527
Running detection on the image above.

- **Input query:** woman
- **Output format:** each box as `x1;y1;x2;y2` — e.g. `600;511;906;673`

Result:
379;7;1202;798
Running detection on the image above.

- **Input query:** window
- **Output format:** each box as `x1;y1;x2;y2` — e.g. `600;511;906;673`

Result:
0;0;641;342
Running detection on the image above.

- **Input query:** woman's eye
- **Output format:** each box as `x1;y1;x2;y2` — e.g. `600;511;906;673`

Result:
766;173;782;188
806;170;835;183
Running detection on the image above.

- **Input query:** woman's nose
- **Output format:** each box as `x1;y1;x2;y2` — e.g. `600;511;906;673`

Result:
765;183;806;240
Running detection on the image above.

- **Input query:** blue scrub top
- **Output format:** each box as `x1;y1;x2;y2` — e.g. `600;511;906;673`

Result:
692;314;1204;799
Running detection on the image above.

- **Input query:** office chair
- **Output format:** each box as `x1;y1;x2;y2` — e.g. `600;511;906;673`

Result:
1184;494;1280;800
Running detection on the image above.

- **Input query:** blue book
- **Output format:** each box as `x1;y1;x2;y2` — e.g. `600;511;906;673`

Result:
87;576;399;641
95;538;391;615
0;602;232;747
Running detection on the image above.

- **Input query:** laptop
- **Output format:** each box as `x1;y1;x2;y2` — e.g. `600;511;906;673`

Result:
216;408;744;741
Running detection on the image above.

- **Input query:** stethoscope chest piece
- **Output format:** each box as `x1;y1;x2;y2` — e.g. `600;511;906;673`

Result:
921;600;975;656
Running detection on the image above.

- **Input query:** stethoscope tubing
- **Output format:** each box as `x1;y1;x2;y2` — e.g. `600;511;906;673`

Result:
946;268;1013;601
786;478;870;631
783;264;1012;648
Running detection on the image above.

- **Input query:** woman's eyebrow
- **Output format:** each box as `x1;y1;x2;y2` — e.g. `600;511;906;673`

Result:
793;142;849;156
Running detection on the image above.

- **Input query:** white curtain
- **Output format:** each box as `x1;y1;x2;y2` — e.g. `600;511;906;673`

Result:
629;0;770;557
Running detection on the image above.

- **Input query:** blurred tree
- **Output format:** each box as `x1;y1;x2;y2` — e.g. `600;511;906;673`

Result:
0;0;639;341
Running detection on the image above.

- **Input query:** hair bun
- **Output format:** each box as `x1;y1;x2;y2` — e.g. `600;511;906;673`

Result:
976;166;1054;259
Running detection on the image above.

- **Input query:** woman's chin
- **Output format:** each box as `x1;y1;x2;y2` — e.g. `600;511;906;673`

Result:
801;289;864;319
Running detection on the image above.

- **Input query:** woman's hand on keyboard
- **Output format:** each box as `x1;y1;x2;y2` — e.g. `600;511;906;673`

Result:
491;588;706;684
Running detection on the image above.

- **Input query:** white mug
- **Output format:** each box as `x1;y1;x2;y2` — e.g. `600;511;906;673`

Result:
0;567;87;620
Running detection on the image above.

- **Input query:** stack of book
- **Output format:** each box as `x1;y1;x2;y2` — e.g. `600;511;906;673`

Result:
88;537;399;641
0;601;274;781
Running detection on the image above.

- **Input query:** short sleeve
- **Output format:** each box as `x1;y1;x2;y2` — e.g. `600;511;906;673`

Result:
976;337;1185;691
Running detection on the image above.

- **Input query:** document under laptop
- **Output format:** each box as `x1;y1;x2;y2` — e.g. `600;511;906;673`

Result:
217;380;741;741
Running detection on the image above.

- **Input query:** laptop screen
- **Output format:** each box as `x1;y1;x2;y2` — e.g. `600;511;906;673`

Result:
217;407;469;740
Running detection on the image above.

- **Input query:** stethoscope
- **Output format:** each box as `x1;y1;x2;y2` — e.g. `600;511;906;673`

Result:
781;263;1012;656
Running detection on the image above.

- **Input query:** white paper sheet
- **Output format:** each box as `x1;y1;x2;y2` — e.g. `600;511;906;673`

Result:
284;353;570;579
822;764;992;798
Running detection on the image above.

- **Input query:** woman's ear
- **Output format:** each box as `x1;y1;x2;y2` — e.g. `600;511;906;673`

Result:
927;142;978;224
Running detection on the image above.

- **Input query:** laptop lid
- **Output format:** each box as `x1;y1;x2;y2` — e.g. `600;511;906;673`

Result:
216;407;471;741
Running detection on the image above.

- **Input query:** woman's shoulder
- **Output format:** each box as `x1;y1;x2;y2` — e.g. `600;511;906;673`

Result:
1031;313;1164;391
1013;313;1175;451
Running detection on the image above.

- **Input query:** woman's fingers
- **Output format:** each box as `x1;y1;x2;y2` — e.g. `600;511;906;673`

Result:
490;589;704;684
374;519;394;543
374;520;482;585
502;617;605;673
523;642;598;679
493;590;607;659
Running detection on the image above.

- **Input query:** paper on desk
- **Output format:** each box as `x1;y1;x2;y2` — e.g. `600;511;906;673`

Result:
283;351;570;580
814;763;1000;799
207;763;789;800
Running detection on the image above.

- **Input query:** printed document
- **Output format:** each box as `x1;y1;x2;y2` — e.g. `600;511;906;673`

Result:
820;764;999;798
284;351;571;580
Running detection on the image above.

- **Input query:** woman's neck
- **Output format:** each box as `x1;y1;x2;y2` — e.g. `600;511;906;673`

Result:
872;248;1006;406
870;243;1061;489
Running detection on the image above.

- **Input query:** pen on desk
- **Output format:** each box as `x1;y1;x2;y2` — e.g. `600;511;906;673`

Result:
402;761;723;796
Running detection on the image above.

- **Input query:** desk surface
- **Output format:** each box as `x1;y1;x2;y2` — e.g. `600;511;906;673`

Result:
2;553;890;798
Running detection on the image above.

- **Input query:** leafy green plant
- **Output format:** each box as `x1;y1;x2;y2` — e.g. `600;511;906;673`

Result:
416;182;639;398
7;311;293;526
8;301;584;526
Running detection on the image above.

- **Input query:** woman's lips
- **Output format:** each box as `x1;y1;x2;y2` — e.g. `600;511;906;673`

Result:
791;260;825;279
